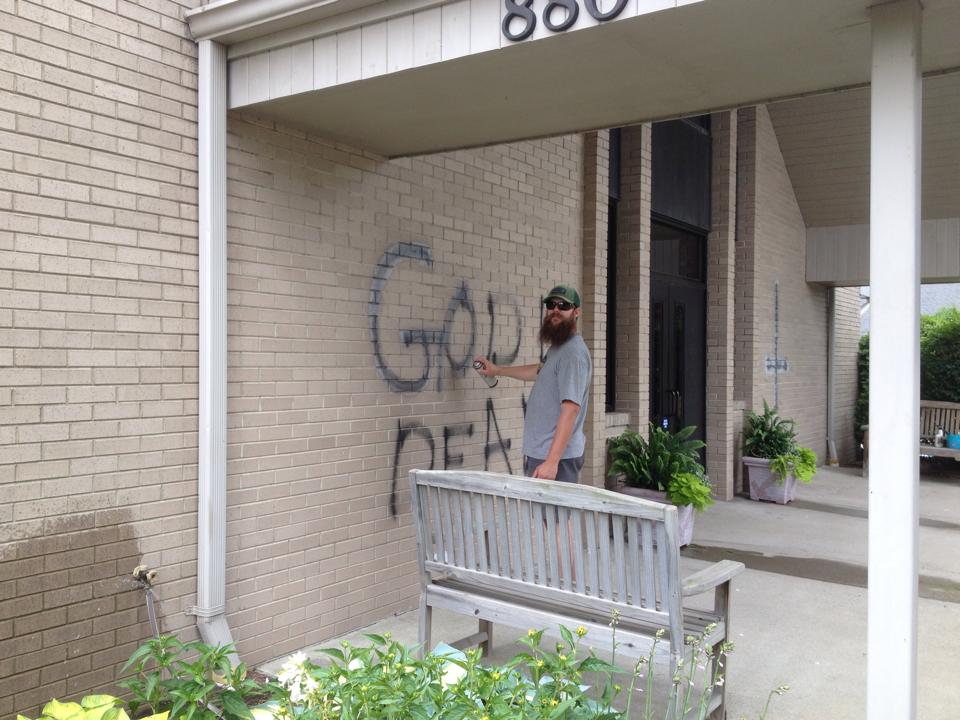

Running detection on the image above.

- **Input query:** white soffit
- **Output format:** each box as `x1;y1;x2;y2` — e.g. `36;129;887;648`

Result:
188;0;960;157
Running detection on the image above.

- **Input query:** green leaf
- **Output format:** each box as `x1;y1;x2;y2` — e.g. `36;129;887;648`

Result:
318;647;345;662
577;657;619;673
220;691;254;720
41;700;83;720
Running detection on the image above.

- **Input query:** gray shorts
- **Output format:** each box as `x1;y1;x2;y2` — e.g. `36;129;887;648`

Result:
523;455;584;483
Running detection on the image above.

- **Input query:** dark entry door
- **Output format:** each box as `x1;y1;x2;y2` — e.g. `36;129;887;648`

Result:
650;222;707;445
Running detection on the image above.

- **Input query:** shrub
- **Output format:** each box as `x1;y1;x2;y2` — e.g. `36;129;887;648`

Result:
607;425;712;511
120;636;263;720
921;307;960;402
743;402;818;485
743;401;796;459
854;334;869;457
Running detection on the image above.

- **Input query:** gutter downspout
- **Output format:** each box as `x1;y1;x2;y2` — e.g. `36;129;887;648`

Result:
191;39;236;654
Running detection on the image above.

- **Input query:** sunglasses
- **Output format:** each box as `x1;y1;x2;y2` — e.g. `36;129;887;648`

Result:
544;299;574;311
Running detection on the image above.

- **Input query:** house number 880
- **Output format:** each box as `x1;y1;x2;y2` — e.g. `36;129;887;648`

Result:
501;0;628;41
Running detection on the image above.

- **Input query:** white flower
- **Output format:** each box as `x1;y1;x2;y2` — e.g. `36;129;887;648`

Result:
347;658;364;671
440;661;466;688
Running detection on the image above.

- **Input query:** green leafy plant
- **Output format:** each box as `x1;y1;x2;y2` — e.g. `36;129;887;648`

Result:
266;628;622;720
743;402;818;485
120;636;264;720
666;472;715;512
743;401;796;459
25;626;788;720
607;425;712;511
16;695;167;720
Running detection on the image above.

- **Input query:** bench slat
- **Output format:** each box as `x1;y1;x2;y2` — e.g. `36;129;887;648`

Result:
656;522;670;611
641;519;656;609
508;497;522;580
483;494;499;575
598;512;612;599
440;488;456;567
472;493;487;573
462;492;476;570
520;500;534;583
612;514;626;603
558;506;572;592
533;501;547;585
571;509;585;595
627;518;641;606
585;510;599;596
545;504;559;587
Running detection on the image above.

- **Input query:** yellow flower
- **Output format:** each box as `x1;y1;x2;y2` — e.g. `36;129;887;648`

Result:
527;629;537;637
575;626;587;637
559;654;567;662
536;660;544;668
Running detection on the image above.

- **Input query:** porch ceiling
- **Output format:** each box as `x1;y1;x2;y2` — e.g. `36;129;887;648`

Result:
769;71;960;229
204;0;960;158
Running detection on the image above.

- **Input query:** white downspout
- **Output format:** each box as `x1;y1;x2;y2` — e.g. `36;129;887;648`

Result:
867;2;921;719
192;38;235;652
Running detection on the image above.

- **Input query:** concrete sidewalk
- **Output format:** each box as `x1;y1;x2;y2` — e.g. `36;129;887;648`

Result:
262;466;960;719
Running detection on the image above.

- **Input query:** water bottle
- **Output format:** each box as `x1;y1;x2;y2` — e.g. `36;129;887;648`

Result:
473;360;498;388
935;425;945;448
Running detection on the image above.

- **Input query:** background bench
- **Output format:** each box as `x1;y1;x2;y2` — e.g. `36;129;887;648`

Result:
863;400;960;476
409;469;743;719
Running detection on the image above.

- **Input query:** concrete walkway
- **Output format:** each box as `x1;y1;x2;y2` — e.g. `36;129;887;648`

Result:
262;465;960;719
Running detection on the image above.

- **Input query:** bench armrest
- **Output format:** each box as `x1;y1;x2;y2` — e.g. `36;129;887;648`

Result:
681;560;745;597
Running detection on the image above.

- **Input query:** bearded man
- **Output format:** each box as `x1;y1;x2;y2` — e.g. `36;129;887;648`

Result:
473;284;592;482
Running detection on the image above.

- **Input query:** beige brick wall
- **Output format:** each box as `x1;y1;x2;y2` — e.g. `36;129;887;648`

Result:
224;114;585;665
613;124;651;427
833;286;862;464
739;106;829;460
0;0;202;716
706;111;738;499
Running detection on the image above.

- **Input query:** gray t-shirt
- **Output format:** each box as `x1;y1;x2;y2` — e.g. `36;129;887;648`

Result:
522;334;592;459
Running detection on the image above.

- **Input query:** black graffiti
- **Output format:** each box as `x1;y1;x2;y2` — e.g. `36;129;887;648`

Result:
369;242;522;393
389;398;516;516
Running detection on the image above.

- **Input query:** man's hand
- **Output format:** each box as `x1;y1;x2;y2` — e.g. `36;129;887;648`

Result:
532;459;559;481
473;356;499;378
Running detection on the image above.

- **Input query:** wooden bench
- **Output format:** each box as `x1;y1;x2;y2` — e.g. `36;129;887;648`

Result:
863;400;960;476
409;469;744;719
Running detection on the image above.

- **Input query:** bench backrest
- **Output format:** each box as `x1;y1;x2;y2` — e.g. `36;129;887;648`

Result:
920;400;960;436
410;470;683;639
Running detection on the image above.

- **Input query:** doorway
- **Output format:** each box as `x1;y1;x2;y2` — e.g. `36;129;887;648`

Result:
650;220;707;446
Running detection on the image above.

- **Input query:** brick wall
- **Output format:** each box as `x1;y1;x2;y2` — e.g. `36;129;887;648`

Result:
833;286;862;464
223;114;584;665
613;124;651;427
0;0;202;716
742;106;829;458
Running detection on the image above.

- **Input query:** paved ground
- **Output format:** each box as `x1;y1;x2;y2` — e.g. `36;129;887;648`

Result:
261;465;960;719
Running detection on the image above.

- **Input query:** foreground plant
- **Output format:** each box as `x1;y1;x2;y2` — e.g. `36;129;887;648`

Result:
120;636;264;720
17;695;167;720
267;628;620;720
23;627;787;720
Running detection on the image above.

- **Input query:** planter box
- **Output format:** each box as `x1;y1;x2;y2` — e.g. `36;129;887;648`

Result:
613;484;695;547
743;456;797;504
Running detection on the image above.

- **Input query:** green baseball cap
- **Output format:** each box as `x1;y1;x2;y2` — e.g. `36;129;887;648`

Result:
545;284;581;308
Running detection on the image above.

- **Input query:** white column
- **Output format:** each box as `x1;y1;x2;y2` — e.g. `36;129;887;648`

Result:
867;2;921;719
194;39;235;650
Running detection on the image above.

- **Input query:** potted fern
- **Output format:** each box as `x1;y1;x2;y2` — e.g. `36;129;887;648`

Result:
742;401;818;504
607;424;713;547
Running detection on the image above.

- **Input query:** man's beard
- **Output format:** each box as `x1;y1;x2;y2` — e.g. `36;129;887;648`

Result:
539;314;576;346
